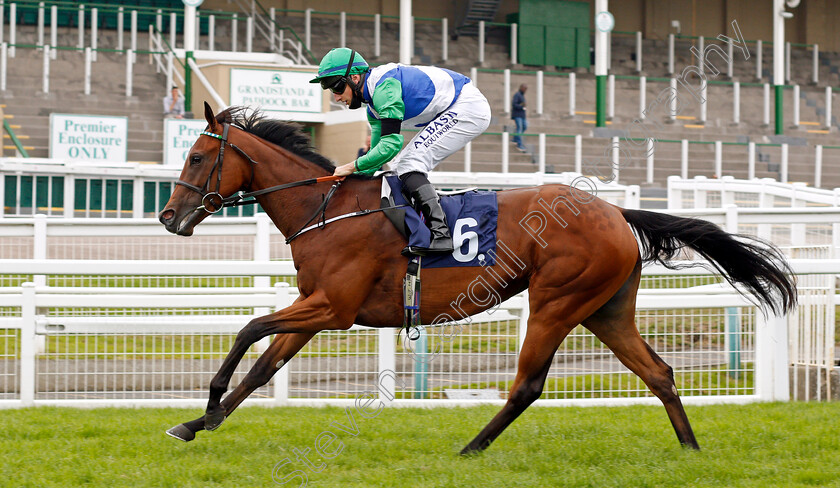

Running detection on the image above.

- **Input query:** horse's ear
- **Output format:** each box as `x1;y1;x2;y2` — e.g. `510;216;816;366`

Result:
204;102;216;130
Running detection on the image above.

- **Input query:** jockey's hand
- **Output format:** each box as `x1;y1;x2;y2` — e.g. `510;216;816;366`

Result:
333;162;356;177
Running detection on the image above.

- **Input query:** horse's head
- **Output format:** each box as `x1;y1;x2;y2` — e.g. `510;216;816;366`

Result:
159;102;253;236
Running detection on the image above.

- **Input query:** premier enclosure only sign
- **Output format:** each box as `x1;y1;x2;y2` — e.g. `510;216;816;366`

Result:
229;69;322;113
49;114;128;163
163;119;206;166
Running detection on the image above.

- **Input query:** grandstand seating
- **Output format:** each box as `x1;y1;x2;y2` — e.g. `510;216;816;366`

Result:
2;4;839;189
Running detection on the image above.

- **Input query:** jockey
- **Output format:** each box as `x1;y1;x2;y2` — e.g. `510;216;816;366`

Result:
310;47;491;256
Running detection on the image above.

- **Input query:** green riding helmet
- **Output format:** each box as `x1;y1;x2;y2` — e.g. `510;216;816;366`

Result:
309;47;369;91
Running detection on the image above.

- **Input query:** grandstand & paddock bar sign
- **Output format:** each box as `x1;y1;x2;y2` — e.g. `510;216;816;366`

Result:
229;69;322;114
49;114;128;163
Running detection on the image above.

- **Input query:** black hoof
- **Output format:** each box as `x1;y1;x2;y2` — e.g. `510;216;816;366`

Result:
204;408;226;431
165;423;195;442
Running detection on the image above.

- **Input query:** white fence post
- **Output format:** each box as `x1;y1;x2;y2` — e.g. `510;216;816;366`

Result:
8;2;14;57
681;139;689;179
510;23;517;65
763;83;770;126
785;41;791;83
748;141;756;180
274;282;291;404
373;13;381;58
825;87;832;129
607;74;615;119
813;44;819;84
700;82;707;123
538;133;546;173
246;16;253;52
639;76;646;119
269;8;276;51
20;282;36;406
42;45;49;93
503;69;510;114
756;313;790;401
536;70;543;115
117;7;124;52
727;38;733;78
132;178;143;218
501;132;509;173
611;136;620;183
635;31;642;72
697;36;704;73
126;49;133;97
208;15;215;51
464;141;471;172
0;1;4;46
91;8;97;62
667;33;674;74
0;43;6;92
469;66;477;87
166;51;173;92
77;4;84;49
37;1;44;47
478;20;485;64
377;327;396;402
49;4;57;59
780;143;788;183
169;12;176;50
815;145;823;188
304;8;312;52
670;78;677;121
756;39;762;80
84;47;91;94
568;72;576;117
231;13;238;52
441;17;447;62
792;84;800;128
339;11;346;48
646;138;654;183
130;10;137;62
714;140;722;178
574;134;582;173
733;81;740;124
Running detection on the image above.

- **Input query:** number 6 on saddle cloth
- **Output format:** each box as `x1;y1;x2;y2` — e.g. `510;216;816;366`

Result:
380;175;499;338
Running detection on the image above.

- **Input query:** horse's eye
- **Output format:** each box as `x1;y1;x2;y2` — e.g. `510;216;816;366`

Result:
190;154;202;165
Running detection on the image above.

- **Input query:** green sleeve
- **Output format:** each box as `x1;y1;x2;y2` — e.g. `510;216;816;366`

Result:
353;78;405;175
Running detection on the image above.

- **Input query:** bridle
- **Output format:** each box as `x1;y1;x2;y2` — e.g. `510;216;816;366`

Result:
175;122;343;213
174;122;345;242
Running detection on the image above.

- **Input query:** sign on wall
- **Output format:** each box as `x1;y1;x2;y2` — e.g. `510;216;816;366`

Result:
163;119;207;166
229;69;322;113
49;114;128;163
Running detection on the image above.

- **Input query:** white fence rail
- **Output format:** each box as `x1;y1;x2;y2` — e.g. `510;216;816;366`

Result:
1;257;818;409
0;160;641;218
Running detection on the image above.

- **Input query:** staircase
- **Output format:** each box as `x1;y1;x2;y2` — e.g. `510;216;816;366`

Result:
455;0;503;37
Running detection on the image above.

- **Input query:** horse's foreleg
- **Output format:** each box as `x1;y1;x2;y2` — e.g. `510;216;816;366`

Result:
204;291;349;430
167;332;315;441
460;312;570;455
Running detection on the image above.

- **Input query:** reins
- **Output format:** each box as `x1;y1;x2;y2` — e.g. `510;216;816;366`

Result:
176;122;405;244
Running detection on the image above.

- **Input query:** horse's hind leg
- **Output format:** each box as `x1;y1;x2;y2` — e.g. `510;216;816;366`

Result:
583;261;700;449
460;309;573;455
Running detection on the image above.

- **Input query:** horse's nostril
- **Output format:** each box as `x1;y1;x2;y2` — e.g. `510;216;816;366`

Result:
159;208;176;224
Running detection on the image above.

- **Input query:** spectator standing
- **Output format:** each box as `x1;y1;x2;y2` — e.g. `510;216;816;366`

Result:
511;84;527;152
163;86;185;119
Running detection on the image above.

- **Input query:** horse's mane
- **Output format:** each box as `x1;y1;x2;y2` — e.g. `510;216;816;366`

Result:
216;106;339;173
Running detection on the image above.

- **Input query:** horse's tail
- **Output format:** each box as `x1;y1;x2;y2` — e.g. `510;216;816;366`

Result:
620;208;797;315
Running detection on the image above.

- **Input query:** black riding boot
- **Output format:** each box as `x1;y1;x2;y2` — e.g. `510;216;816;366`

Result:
400;172;454;256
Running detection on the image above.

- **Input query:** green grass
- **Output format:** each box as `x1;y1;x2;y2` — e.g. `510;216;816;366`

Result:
1;403;839;487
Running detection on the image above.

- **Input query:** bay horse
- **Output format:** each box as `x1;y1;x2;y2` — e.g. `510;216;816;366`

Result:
158;102;796;453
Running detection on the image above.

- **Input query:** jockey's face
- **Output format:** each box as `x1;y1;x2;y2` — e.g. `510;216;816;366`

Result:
333;74;362;107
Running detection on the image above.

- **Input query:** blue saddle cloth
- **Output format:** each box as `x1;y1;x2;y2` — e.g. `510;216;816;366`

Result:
385;175;498;268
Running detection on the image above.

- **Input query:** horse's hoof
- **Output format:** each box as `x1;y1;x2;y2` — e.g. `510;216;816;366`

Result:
204;410;226;431
165;424;195;442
